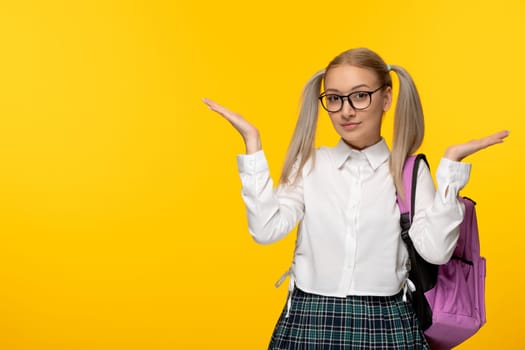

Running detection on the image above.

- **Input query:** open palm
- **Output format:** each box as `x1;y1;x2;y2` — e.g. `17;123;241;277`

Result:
203;98;261;154
445;130;509;161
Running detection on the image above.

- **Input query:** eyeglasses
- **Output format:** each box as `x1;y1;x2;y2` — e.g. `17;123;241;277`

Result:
319;84;387;113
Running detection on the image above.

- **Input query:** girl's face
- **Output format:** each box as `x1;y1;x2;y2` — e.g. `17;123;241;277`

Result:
323;64;392;150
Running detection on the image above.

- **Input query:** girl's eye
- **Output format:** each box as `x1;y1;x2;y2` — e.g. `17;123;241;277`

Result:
326;95;340;103
352;92;368;101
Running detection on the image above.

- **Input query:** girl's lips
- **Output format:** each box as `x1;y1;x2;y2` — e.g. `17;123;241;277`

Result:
342;122;361;130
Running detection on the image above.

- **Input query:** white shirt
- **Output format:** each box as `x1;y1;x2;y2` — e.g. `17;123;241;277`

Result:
237;138;471;297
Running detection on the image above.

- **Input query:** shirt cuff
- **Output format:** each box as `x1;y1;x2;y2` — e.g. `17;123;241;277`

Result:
436;158;472;202
436;158;471;186
237;150;268;174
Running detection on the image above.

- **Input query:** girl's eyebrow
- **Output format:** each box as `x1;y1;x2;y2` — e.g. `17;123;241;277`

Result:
324;84;371;93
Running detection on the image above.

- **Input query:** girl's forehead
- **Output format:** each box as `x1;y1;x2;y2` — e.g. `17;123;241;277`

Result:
324;65;379;88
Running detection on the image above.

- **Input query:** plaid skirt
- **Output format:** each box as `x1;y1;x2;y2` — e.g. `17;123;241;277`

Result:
268;287;429;350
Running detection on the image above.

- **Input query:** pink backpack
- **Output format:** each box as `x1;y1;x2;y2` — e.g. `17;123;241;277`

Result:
397;155;487;349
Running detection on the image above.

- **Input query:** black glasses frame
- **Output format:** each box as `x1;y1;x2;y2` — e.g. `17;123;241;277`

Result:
319;84;387;112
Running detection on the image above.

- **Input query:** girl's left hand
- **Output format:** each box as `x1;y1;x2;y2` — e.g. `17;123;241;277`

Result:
444;130;510;161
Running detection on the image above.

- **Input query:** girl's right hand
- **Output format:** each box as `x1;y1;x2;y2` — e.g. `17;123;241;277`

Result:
202;98;262;154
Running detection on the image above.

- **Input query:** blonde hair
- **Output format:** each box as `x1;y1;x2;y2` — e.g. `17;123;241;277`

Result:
279;48;424;198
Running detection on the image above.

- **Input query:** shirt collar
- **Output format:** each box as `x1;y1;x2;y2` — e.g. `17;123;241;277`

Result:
333;138;390;170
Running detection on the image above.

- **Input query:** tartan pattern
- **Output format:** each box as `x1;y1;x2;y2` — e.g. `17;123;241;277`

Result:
269;288;429;349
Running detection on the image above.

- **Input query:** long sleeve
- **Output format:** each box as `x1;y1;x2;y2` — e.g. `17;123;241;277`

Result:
237;150;305;244
409;158;472;264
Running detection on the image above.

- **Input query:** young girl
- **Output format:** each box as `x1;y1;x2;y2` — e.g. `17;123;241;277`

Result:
203;48;508;349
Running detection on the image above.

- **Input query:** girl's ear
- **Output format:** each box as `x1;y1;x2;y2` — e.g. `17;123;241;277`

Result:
383;86;393;112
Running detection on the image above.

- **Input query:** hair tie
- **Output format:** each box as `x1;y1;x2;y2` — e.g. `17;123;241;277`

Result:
386;64;391;72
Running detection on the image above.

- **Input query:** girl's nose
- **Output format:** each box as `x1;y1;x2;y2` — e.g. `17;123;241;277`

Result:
341;98;356;118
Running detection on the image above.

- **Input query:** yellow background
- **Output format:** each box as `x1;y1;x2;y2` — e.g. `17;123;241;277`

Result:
0;0;523;349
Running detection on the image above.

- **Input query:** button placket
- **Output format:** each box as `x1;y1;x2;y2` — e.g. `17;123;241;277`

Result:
342;160;363;292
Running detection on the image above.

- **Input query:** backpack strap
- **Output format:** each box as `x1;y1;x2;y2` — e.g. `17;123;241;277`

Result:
396;154;438;332
397;154;429;235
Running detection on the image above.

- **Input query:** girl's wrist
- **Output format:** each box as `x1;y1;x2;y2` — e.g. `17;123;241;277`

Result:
244;130;262;154
444;148;462;162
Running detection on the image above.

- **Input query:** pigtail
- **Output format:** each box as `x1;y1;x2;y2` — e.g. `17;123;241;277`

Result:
279;70;325;185
389;65;425;199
